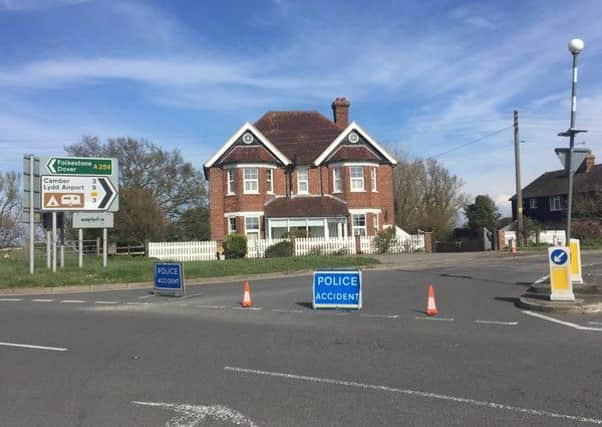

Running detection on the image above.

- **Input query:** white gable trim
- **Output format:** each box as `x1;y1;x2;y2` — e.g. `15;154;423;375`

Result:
313;121;398;166
204;122;291;168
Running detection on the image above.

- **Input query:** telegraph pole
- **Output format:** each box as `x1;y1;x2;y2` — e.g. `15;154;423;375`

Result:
514;110;524;247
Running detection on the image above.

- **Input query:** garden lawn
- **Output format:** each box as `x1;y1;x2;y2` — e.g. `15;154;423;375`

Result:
0;250;379;289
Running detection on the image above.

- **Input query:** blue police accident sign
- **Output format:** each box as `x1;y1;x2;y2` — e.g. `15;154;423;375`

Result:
154;262;185;296
550;248;568;265
313;270;362;309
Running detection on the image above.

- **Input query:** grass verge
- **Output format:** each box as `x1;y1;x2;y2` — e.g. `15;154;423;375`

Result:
0;249;379;289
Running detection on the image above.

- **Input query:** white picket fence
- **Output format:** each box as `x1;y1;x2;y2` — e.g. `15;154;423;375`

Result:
148;234;424;262
148;241;217;261
295;237;357;256
502;230;566;247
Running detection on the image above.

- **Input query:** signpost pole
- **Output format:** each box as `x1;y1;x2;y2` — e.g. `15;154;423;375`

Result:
60;225;65;269
52;212;57;273
29;155;35;274
102;228;108;268
46;229;51;269
78;228;83;269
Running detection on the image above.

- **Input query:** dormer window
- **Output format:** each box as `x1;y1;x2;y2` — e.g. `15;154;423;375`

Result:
350;166;364;192
244;167;259;194
227;169;236;195
297;167;309;194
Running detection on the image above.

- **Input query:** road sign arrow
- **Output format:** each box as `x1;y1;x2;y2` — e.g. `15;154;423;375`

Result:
553;254;564;263
47;158;57;174
98;177;116;209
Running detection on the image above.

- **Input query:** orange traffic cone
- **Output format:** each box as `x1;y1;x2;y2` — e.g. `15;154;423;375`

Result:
426;285;438;316
242;281;252;307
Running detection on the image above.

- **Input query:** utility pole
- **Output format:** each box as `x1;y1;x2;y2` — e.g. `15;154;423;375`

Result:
514;110;524;247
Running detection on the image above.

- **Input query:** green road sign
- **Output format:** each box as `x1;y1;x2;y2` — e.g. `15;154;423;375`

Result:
46;157;113;175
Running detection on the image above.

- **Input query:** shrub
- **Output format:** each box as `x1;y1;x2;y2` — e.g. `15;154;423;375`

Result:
374;227;396;254
265;240;294;258
223;234;247;259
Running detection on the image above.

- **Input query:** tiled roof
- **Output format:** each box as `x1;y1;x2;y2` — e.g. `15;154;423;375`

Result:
219;146;279;164
254;111;342;165
510;164;602;200
327;145;383;163
264;196;348;218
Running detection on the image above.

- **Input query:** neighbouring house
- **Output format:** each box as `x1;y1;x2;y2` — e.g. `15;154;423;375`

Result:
510;152;602;227
204;97;397;241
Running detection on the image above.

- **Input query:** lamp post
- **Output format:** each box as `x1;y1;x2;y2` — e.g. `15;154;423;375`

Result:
561;38;585;243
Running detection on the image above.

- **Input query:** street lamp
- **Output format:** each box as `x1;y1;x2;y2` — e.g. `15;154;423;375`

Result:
559;38;587;243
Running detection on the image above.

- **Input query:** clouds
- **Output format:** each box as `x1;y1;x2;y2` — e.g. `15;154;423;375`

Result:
0;0;601;213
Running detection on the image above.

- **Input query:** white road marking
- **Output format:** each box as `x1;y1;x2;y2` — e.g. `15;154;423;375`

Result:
0;341;68;352
95;301;119;304
522;311;602;332
588;321;602;326
0;298;22;302
60;300;85;304
360;313;399;319
232;306;263;311
474;320;518;326
32;299;54;302
415;316;455;322
138;294;154;300
196;305;226;309
224;366;602;425
271;308;304;313
131;401;258;427
126;302;148;305
533;275;550;284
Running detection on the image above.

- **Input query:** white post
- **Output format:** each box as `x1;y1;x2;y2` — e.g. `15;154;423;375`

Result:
29;155;34;274
60;225;64;269
52;212;57;273
46;229;51;269
78;228;83;268
102;228;108;268
323;218;329;239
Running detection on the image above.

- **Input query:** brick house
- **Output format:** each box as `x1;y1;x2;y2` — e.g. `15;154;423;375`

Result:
510;152;601;226
204;98;397;240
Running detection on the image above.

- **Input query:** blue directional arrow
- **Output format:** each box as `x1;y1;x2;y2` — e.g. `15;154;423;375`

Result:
550;248;568;265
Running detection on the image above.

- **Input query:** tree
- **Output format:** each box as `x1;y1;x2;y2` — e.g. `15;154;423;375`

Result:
166;206;210;241
114;187;165;244
65;137;208;243
464;195;501;232
0;171;21;247
392;150;467;240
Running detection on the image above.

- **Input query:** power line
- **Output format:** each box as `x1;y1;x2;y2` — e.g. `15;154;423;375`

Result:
426;125;514;159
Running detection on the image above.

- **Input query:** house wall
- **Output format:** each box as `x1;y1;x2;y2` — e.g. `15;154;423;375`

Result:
513;195;566;227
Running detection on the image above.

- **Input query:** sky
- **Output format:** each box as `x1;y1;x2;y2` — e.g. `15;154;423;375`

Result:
1;0;602;216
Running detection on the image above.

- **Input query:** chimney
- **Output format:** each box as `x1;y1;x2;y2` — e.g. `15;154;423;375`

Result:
585;153;595;173
331;97;350;129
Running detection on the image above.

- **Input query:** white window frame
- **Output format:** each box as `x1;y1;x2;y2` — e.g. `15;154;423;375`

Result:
333;167;343;193
352;213;367;236
227;169;235;195
297;167;309;194
549;196;562;212
529;198;537;209
350;166;365;192
245;216;260;238
266;169;273;194
228;217;237;234
373;213;379;231
371;167;377;192
243;167;259;194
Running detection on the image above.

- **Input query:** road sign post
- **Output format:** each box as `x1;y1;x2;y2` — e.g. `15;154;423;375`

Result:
312;270;362;309
569;238;583;285
548;247;574;301
154;262;185;296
